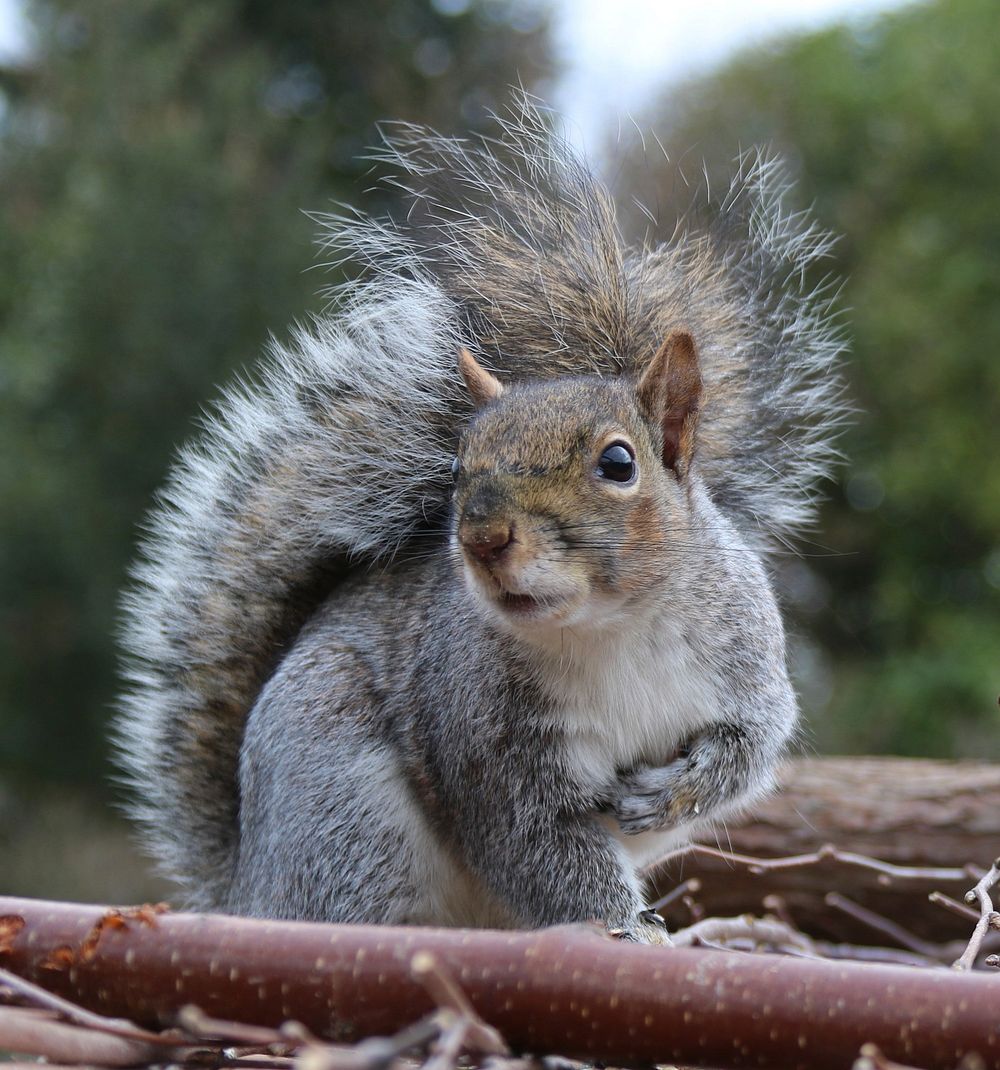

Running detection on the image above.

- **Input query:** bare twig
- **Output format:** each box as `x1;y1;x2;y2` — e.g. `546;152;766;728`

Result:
286;1013;447;1070
422;1011;472;1070
295;1040;416;1070
176;1005;290;1047
0;1064;123;1070
649;877;701;913
953;857;1000;970
754;895;929;969
653;842;971;884
812;942;946;969
411;950;507;1055
298;952;512;1070
681;893;704;922
761;893;798;931
853;1041;923;1070
672;914;816;955
0;1005;156;1066
825;892;949;963
0;964;177;1047
222;1057;295;1069
928;891;981;923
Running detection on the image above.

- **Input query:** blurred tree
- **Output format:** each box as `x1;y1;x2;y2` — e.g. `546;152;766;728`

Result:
619;0;1000;756
0;0;553;793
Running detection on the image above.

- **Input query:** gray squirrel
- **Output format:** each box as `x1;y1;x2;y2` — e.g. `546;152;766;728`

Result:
115;98;846;942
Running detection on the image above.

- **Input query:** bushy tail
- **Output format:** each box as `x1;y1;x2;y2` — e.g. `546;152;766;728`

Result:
116;96;847;904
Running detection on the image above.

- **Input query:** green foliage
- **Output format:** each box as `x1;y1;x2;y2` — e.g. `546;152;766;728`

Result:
0;0;553;790
2;0;996;806
629;0;1000;756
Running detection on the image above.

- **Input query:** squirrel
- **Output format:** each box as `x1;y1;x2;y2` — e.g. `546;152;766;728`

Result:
115;97;846;943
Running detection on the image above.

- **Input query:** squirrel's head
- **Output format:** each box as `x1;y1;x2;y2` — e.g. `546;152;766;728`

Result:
451;332;703;635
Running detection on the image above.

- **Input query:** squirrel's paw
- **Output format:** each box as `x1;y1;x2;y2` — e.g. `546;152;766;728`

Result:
610;909;673;946
607;758;699;835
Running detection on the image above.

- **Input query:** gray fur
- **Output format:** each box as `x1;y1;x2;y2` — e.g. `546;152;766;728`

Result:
115;96;843;928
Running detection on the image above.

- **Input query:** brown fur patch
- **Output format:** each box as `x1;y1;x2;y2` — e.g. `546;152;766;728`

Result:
619;494;666;591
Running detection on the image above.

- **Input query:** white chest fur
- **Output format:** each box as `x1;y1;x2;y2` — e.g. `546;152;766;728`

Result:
537;613;722;866
543;614;720;782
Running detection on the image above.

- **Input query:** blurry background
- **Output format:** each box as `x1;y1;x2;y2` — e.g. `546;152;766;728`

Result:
0;0;997;902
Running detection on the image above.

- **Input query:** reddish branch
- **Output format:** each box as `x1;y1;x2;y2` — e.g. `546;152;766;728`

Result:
2;897;1000;1070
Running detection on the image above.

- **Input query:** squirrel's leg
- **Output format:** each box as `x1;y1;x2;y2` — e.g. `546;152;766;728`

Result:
467;809;668;943
607;715;794;836
228;643;421;924
439;728;668;943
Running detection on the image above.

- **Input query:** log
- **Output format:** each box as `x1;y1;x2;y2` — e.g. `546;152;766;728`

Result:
1;897;1000;1070
650;757;1000;944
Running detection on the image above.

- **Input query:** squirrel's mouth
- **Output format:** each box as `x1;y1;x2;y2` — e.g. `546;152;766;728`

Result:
461;555;575;623
497;590;541;614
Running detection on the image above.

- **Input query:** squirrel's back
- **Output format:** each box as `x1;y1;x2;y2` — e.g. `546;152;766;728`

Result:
115;96;847;907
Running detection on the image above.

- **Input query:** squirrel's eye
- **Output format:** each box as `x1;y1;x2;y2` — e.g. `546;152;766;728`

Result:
451;457;461;480
597;443;636;483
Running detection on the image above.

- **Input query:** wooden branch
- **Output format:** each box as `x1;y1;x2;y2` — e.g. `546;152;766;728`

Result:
953;857;1000;970
0;965;176;1046
709;758;1000;863
648;756;1000;943
2;897;1000;1070
0;1006;155;1066
410;951;507;1055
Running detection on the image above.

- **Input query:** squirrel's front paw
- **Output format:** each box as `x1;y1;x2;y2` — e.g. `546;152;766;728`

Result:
607;758;699;835
610;909;673;946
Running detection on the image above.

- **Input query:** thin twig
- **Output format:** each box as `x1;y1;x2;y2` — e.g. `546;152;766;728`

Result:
953;856;1000;970
813;942;944;969
825;892;949;963
224;1058;295;1069
0;964;178;1047
295;1016;443;1070
295;1042;404;1070
672;914;816;955
652;842;970;884
681;894;704;922
649;877;701;912
928;890;981;923
761;893;798;931
422;1011;471;1070
177;1005;288;1047
410;951;507;1055
853;1041;923;1070
0;1005;157;1066
0;1064;123;1070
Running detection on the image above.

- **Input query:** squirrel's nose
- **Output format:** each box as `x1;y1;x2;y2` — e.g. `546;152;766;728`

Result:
460;521;514;564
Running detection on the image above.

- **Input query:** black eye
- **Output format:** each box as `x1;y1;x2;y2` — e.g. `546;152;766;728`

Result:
451;457;461;480
597;443;636;483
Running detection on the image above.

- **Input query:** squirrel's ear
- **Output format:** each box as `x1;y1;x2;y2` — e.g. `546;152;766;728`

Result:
458;347;504;408
637;330;703;477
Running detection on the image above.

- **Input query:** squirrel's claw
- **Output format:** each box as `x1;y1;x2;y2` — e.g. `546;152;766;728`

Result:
610;910;674;945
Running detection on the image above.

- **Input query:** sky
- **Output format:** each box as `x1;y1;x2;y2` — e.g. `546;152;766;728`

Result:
0;0;23;63
553;0;912;150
